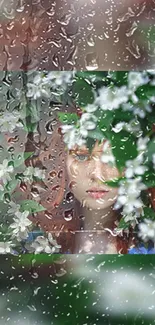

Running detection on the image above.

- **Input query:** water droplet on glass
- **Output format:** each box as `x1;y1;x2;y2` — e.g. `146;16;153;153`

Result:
46;7;55;17
58;170;63;179
45;120;54;134
52;185;60;191
20;182;27;192
56;268;67;277
87;34;95;47
69;181;76;190
8;146;15;153
85;52;98;71
57;13;72;26
65;191;74;203
31;187;40;198
64;208;73;221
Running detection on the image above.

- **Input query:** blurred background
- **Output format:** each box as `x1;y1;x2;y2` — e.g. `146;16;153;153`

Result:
0;254;155;324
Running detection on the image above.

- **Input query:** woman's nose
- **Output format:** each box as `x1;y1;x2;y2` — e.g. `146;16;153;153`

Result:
88;156;105;183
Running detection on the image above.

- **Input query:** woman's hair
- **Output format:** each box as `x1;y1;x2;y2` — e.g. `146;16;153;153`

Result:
22;106;155;253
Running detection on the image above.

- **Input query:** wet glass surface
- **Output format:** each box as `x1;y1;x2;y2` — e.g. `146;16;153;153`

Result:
0;0;155;70
0;254;155;324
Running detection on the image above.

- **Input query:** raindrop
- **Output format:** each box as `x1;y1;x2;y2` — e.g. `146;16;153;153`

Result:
126;41;141;59
85;52;98;71
0;146;4;152
46;7;55;17
44;211;53;219
45;120;54;134
64;208;73;221
4;193;11;203
49;170;57;178
19;182;27;192
126;21;138;37
58;170;63;178
87;23;94;31
57;13;72;26
65;191;74;203
87;34;95;47
8;146;15;153
56;268;67;277
31;187;40;198
52;185;60;191
69;181;76;190
52;54;60;68
7;136;19;143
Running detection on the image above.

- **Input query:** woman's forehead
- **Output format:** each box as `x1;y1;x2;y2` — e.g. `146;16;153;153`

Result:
72;139;108;153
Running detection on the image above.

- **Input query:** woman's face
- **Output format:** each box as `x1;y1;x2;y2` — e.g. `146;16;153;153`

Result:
66;140;122;210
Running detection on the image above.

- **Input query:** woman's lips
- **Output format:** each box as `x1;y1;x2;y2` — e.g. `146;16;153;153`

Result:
87;191;109;199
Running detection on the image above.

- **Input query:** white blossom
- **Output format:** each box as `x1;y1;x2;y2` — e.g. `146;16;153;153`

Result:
23;166;46;183
27;73;51;99
147;69;155;75
0;111;23;133
101;140;116;166
125;155;147;179
132;103;152;118
95;86;129;110
128;71;149;92
112;119;141;135
138;219;155;242
0;241;16;254
46;71;73;86
122;100;152;118
114;177;147;214
8;201;20;215
122;207;143;223
137;136;149;152
80;112;97;131
27;72;74;99
26;232;61;254
84;103;98;113
10;210;32;240
0;159;14;184
61;124;86;150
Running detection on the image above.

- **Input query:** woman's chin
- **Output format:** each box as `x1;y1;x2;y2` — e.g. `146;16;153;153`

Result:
79;197;113;210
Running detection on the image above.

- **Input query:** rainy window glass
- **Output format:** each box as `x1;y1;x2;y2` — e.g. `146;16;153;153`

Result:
0;0;155;70
0;70;155;255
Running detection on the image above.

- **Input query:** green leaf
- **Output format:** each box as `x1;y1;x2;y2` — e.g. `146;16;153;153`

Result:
18;253;63;266
72;78;95;107
57;112;79;125
136;84;155;100
19;200;46;213
22;122;37;132
85;137;96;154
5;178;19;193
75;71;107;82
117;217;131;230
110;131;138;172
142;207;155;221
102;177;125;188
12;152;34;168
142;171;155;187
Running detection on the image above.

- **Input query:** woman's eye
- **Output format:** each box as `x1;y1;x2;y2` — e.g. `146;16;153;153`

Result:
74;154;89;162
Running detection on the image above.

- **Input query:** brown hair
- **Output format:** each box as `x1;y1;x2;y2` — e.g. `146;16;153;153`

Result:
21;108;155;254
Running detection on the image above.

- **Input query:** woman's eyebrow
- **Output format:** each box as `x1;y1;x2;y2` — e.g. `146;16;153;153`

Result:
69;149;103;154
